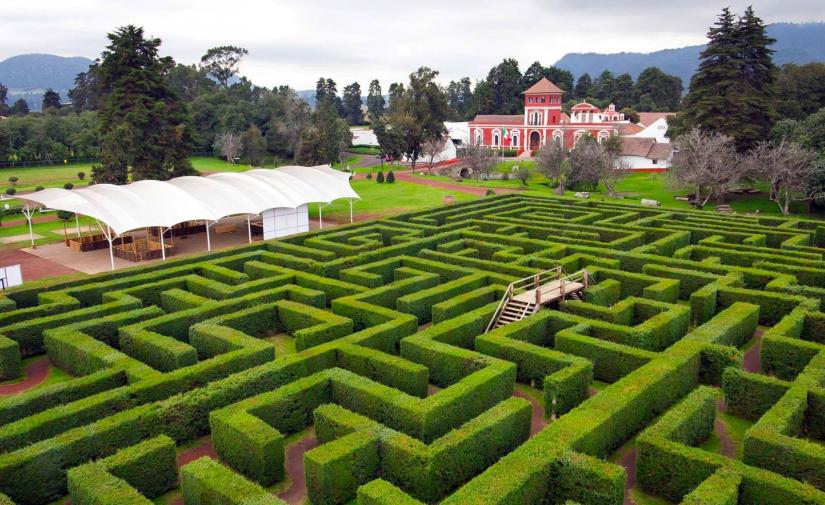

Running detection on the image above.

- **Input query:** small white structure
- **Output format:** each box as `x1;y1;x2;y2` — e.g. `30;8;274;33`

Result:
641;199;661;207
633;113;675;143
21;165;359;270
445;122;470;146
0;265;23;289
619;138;673;170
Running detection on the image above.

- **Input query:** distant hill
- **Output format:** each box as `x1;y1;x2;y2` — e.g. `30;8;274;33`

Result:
0;53;93;110
554;22;825;85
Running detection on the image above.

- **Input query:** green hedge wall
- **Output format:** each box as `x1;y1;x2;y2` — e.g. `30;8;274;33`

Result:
180;457;287;505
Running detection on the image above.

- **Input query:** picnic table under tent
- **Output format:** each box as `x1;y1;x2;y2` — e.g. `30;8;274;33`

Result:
20;165;360;270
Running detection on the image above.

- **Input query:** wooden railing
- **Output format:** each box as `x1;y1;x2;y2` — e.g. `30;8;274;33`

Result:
484;267;594;334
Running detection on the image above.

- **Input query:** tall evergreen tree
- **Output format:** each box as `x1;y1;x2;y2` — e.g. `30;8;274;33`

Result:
634;67;683;111
93;25;195;183
484;59;523;114
200;46;247;88
341;82;363;125
315;78;344;116
366;79;385;121
387;82;405;114
574;73;593;100
594;70;615;102
0;83;8;116
521;62;574;93
446;77;472;120
679;7;776;151
42;89;61;110
11;99;29;116
611;74;634;108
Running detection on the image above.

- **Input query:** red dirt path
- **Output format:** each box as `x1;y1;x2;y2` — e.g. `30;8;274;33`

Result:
512;389;548;437
619;446;638;505
0;356;50;395
0;249;78;281
743;329;763;374
277;432;318;504
3;215;58;227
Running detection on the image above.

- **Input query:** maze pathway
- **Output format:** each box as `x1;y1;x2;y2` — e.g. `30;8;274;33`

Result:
0;194;824;505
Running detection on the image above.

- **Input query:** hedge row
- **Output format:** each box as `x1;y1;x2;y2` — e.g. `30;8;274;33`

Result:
680;469;741;505
180;457;286;505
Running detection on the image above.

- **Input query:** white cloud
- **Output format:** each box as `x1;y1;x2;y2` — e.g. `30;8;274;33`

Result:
1;0;823;89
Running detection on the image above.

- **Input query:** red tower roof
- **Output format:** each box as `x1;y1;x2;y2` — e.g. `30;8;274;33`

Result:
522;77;564;94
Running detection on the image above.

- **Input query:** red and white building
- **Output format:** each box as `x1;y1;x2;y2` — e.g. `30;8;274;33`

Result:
469;77;625;152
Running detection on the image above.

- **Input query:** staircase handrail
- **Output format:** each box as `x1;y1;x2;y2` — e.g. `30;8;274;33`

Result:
485;283;513;334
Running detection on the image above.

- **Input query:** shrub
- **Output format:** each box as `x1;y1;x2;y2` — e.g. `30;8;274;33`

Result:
485;189;496;196
34;185;44;191
386;171;395;183
77;171;86;180
8;177;17;185
4;188;15;196
366;172;372;179
64;182;74;190
376;171;385;183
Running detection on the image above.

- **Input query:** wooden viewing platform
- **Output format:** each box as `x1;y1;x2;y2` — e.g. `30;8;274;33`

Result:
486;267;591;332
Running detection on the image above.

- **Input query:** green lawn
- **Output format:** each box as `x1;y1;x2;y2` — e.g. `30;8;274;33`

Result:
309;179;478;222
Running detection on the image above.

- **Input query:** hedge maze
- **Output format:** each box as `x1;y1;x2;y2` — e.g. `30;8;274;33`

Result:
1;193;825;504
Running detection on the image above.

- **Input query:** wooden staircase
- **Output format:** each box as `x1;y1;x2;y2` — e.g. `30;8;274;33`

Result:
486;267;591;332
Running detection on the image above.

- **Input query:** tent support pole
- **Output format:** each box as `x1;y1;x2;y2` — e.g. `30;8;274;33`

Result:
75;214;81;239
319;204;325;229
22;204;35;249
205;220;211;252
159;227;166;261
96;221;115;271
247;216;252;243
349;199;353;224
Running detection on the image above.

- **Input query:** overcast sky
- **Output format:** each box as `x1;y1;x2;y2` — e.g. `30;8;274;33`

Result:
2;0;824;90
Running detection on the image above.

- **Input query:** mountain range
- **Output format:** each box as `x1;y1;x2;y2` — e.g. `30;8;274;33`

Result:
553;22;825;84
1;22;824;111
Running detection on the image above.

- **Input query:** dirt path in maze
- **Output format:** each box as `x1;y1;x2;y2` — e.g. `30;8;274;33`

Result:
0;356;50;395
619;446;638;505
512;389;548;436
277;431;318;505
714;398;737;459
743;329;763;374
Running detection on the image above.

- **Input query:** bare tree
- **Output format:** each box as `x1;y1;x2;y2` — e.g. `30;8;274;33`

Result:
535;141;570;194
669;128;744;209
599;134;627;197
213;132;242;164
421;137;447;174
568;139;605;193
747;139;823;215
458;144;497;180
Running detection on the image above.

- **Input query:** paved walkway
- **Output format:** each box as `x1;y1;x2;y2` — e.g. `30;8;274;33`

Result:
0;249;78;281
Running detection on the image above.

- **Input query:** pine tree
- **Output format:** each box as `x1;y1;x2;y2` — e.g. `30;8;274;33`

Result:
93;25;195;183
341;82;363;125
678;7;776;151
366;79;385;122
574;74;593;100
42;89;61;110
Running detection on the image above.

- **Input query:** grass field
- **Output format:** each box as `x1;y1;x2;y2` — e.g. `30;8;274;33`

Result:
308;179;478;222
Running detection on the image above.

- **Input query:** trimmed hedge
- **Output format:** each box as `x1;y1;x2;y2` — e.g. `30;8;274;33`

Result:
180;457;286;505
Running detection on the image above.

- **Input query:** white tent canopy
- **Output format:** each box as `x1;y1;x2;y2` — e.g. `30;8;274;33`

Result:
20;164;359;269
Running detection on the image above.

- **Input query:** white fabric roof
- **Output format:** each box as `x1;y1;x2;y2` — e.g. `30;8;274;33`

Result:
22;165;359;236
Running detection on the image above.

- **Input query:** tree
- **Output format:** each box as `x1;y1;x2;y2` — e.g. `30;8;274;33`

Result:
315;77;344;116
620;108;640;123
213;131;242;163
387;82;405;113
567;136;625;196
366;79;385;121
341;82;363;125
0;83;8;116
747;139;822;214
611;74;634;108
535;141;570;194
446;77;472;120
373;120;403;171
574;74;593;100
241;125;267;165
634;67;683;111
68;68;102;112
775;63;825;120
386;170;395;183
42;89;61;110
11;99;29;116
669;128;744;208
93;25;195;183
458;144;496;180
522;62;574;93
386;67;450;172
421;137;447;174
593;71;615;103
678;7;776;151
483;59;523;114
295;99;351;165
200;46;248;88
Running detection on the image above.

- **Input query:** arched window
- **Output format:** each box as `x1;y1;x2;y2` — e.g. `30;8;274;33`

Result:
511;132;519;148
493;133;500;147
475;131;483;146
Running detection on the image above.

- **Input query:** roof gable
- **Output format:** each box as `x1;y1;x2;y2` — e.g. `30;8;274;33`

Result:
522;77;564;95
